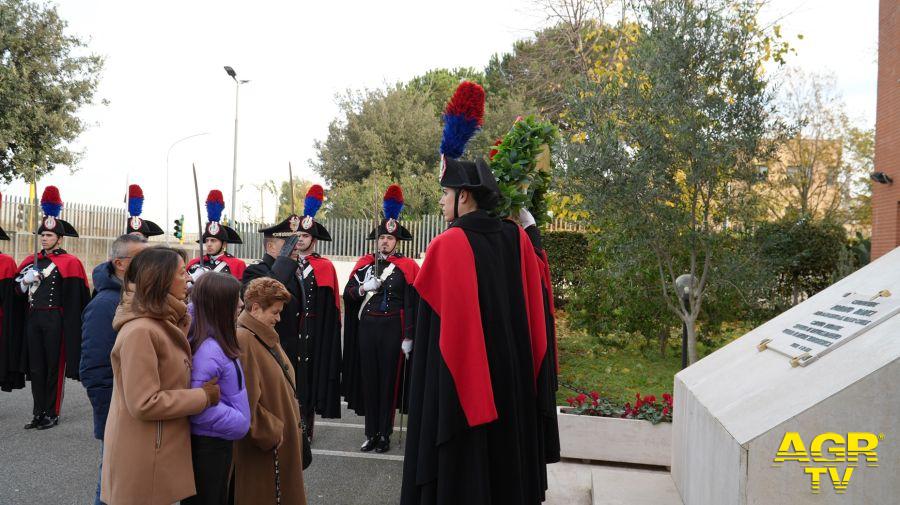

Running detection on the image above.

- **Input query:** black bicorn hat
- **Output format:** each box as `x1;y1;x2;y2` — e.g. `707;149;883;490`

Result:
258;184;331;241
367;184;412;241
259;214;304;238
36;186;79;237
199;189;242;244
439;157;500;210
125;185;164;237
299;184;332;241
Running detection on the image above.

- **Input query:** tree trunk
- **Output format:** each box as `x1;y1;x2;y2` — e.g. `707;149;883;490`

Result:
792;282;800;306
686;315;699;365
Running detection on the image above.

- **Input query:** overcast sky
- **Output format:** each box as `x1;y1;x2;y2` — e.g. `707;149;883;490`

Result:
3;0;879;229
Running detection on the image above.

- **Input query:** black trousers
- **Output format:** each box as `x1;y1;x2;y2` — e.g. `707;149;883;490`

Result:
358;314;404;438
183;435;233;505
26;309;65;417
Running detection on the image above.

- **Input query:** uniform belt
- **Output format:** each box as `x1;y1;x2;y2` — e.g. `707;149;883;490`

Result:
29;306;62;312
362;311;401;318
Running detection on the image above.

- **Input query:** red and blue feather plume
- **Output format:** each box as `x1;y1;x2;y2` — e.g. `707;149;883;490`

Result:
305;184;324;218
206;190;225;222
383;184;404;220
40;186;63;217
440;81;485;159
128;184;144;217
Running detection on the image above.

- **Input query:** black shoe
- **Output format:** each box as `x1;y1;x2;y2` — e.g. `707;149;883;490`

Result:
24;415;44;430
360;437;377;452
374;434;390;453
36;415;58;430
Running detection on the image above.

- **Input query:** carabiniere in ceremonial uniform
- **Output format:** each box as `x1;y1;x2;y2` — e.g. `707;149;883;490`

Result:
343;184;419;454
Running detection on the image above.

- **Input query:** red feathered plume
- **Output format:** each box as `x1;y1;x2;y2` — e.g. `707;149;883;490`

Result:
207;190;224;203
445;81;485;126
128;184;144;199
306;184;324;201
384;184;404;203
42;186;62;205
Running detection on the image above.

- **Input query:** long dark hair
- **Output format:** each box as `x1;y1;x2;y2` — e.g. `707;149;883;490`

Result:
124;247;186;315
189;272;242;359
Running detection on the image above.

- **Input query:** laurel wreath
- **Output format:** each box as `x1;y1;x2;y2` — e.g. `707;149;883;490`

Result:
489;115;558;226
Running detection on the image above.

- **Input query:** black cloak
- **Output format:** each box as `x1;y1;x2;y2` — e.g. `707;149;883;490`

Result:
400;211;558;505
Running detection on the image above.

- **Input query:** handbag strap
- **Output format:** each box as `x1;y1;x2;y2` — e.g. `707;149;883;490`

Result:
250;331;296;396
246;327;311;436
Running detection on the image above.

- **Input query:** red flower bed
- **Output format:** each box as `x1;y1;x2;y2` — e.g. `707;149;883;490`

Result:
565;389;673;424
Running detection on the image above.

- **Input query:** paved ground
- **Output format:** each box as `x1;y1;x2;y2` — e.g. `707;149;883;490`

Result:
0;380;404;504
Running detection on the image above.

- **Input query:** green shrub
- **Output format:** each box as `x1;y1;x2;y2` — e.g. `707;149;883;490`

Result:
542;230;589;307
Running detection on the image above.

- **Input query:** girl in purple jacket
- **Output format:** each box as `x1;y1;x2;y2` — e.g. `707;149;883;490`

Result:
185;272;251;505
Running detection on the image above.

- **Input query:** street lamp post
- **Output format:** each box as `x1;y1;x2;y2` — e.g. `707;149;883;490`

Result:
675;273;698;369
224;65;249;223
166;132;209;244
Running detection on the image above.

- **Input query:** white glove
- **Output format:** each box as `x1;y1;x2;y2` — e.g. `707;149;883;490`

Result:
22;268;41;285
190;267;210;283
401;339;413;356
361;269;382;292
517;207;536;228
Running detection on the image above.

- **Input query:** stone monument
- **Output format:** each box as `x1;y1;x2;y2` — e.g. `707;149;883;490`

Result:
671;248;900;504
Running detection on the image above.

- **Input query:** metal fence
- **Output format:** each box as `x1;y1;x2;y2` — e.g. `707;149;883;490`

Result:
1;193;586;275
226;215;448;261
0;195;200;276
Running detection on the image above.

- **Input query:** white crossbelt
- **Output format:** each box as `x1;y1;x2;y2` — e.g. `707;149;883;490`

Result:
19;262;57;296
358;263;395;319
212;261;229;273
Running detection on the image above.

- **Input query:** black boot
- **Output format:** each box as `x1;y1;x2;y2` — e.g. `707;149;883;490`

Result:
374;434;390;453
37;415;59;430
24;414;44;430
360;436;377;452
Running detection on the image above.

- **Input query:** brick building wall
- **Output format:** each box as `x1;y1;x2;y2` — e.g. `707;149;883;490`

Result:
872;0;900;259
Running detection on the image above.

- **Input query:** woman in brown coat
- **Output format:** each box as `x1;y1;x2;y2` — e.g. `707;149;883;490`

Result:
234;277;307;505
101;247;221;505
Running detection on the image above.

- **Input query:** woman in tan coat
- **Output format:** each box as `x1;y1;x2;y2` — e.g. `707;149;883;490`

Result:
234;277;307;505
101;247;221;505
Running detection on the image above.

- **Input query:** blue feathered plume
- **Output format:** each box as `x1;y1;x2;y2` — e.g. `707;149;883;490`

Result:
206;190;225;222
440;81;485;159
383;184;404;220
128;185;144;216
40;186;63;217
304;184;324;218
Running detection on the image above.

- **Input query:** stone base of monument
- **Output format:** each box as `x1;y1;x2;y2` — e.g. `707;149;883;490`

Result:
545;461;682;505
558;407;672;467
590;467;683;505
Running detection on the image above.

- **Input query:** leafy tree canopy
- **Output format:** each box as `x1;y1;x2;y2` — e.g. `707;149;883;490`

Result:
0;0;104;182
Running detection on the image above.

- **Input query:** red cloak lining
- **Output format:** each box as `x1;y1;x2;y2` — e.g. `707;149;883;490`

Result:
538;249;559;373
0;254;17;280
350;254;420;285
414;227;497;427
518;228;549;388
18;253;88;288
186;254;246;281
307;256;341;311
